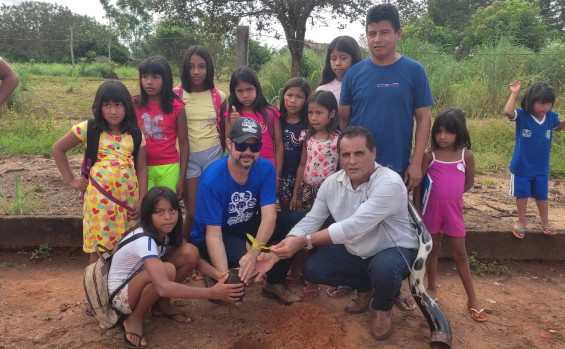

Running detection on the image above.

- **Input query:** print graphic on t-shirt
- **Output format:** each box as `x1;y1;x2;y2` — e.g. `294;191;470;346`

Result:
200;113;216;130
521;129;532;138
227;190;257;226
283;129;300;151
141;113;165;140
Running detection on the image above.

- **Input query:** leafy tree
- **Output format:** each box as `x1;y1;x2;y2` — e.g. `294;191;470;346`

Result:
0;1;128;63
100;0;382;76
402;15;457;51
428;0;495;30
462;0;548;53
249;40;272;72
537;0;565;33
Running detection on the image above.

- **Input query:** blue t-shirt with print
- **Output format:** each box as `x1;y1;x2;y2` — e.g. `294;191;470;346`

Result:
340;56;434;173
281;120;303;177
510;109;560;176
190;155;277;243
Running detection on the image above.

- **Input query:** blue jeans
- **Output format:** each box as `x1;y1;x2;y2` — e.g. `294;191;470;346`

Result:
303;245;417;311
195;210;305;284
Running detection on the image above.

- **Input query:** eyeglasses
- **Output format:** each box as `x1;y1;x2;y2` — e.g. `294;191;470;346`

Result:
233;141;262;153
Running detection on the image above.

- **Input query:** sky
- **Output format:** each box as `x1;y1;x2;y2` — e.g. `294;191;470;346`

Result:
2;0;367;49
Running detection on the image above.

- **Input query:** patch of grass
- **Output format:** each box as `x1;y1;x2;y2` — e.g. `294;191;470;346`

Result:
3;174;33;215
481;179;496;189
1;260;26;269
468;251;510;277
30;243;53;263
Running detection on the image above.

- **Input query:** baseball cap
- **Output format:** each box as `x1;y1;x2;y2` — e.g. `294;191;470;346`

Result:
229;117;262;143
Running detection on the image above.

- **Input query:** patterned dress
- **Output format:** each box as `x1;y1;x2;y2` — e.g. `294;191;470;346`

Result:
72;121;146;252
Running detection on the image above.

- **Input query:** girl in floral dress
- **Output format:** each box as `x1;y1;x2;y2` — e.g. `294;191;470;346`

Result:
52;80;148;264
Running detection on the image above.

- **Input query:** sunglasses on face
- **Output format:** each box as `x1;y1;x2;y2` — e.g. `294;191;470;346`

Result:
233;141;262;153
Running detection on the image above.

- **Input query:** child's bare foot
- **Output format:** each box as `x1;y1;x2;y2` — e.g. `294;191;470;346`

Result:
426;288;438;301
466;299;489;322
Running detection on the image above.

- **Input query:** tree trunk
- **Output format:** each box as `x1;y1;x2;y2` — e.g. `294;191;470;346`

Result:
280;15;307;77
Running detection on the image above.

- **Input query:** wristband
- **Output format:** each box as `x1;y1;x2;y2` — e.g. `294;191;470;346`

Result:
305;234;313;250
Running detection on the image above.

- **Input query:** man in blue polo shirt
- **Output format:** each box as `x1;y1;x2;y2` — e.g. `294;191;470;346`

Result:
339;3;433;191
190;117;303;305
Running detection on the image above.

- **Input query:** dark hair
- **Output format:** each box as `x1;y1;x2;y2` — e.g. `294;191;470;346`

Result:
180;45;215;92
319;36;363;86
337;126;376;154
430;108;471;150
91;80;138;133
306;90;339;139
366;3;401;32
140;186;183;247
520;82;556;114
228;66;275;122
136;56;180;114
279;77;310;127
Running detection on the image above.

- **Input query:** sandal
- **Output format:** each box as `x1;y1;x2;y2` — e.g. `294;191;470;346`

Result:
326;285;354;298
192;271;203;281
468;307;488;322
541;225;556;236
512;225;526;239
300;285;321;301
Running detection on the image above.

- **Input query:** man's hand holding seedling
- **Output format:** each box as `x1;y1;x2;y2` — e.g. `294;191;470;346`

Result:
239;234;272;284
270;235;306;258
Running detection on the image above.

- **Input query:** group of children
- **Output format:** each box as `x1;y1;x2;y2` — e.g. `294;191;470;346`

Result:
51;36;563;345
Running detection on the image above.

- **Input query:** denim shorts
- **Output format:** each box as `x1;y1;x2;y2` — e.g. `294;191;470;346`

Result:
186;144;223;179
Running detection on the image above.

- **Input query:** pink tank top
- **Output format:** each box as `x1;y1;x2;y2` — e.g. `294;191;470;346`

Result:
427;148;466;199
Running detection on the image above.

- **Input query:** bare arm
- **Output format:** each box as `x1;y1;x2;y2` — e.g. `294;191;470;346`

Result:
206;224;228;273
413;151;433;212
176;107;189;200
463;149;475;193
51;131;88;191
554;120;565;132
338;105;351;131
405;106;431;190
238;203;277;283
289;145;307;210
130;146;148;221
0;58;19;107
274;118;284;181
143;257;244;302
504;80;522;119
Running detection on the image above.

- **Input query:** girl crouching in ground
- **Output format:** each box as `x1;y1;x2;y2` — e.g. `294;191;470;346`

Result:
109;186;244;348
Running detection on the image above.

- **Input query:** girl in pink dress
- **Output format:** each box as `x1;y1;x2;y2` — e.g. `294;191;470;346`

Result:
415;108;489;322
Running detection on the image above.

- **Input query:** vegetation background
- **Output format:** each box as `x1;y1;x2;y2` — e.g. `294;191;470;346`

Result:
1;0;565;176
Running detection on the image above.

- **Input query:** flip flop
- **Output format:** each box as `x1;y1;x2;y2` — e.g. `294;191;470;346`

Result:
541;226;556;236
326;285;354;298
512;225;526;239
468;307;488;322
152;309;194;323
119;322;146;348
394;294;416;311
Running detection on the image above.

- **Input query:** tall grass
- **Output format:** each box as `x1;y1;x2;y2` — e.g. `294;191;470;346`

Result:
11;62;138;79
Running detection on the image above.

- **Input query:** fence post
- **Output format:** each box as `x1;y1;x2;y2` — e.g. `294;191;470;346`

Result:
235;26;249;68
69;26;75;68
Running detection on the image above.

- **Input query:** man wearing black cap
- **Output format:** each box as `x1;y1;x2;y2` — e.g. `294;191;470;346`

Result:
190;117;303;305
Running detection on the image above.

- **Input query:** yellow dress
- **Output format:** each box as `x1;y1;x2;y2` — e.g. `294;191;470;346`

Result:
72;121;146;252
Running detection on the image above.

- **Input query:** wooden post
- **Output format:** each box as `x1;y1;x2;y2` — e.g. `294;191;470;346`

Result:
235;26;249;68
69;26;75;68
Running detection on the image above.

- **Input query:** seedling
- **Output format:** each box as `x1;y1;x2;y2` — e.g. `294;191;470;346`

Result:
245;234;271;253
30;242;53;263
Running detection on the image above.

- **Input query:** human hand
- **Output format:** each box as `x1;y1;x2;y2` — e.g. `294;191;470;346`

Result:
176;180;184;201
230;106;240;122
128;200;141;221
289;197;297;211
254;252;279;283
404;163;422;191
270;236;305;259
67;176;88;192
238;252;258;284
212;273;245;303
509;80;522;93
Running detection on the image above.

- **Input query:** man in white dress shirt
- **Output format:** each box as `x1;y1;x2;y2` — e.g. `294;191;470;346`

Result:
255;126;418;340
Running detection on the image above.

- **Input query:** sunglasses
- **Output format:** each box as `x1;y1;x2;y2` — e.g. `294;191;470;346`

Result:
233;141;262;153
